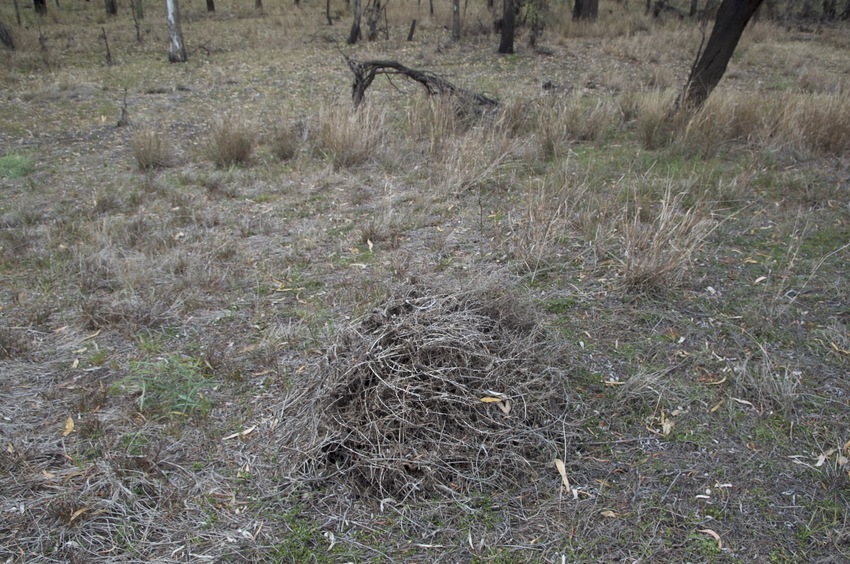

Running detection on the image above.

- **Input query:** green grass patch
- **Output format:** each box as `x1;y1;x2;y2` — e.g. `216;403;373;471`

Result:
113;355;214;419
0;153;34;179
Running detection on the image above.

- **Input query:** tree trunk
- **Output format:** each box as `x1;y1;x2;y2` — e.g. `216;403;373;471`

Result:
841;0;850;19
348;0;362;43
34;0;47;15
13;0;22;26
689;0;699;17
165;0;188;62
452;0;461;40
207;0;215;11
0;21;14;50
497;0;514;53
682;0;764;109
573;0;599;20
105;0;117;15
822;0;837;19
255;0;263;10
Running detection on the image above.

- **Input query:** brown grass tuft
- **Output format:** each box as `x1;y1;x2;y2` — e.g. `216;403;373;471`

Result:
312;102;384;169
620;186;712;293
207;115;255;168
131;127;169;171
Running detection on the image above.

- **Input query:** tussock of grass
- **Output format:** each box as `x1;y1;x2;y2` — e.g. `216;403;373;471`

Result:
207;115;255;168
312;102;384;169
131;127;169;171
269;120;301;161
436;124;521;194
620;186;712;292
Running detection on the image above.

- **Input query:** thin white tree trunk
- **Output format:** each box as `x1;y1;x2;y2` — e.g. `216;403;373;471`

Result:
165;0;187;62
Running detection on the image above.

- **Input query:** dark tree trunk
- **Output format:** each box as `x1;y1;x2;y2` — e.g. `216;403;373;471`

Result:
0;21;14;49
255;0;263;10
104;0;117;15
207;0;215;11
348;0;362;43
682;0;764;109
842;0;850;18
326;0;333;24
822;0;837;19
689;0;699;17
497;0;514;53
13;0;22;26
34;0;47;15
573;0;598;20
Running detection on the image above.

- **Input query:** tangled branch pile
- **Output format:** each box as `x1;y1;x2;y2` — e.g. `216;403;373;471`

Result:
277;282;576;500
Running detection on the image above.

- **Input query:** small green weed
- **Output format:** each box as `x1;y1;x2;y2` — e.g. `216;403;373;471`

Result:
0;153;34;179
114;355;214;419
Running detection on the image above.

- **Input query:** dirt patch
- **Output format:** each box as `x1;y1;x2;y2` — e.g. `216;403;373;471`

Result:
276;279;579;499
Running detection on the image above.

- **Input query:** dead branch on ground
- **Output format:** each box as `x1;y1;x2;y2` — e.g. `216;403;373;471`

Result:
345;57;499;108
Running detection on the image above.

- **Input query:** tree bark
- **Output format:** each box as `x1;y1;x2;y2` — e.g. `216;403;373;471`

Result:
497;0;514;53
165;0;188;63
255;0;263;10
822;0;837;19
104;0;117;15
207;0;215;11
682;0;764;109
13;0;22;26
452;0;461;40
34;0;47;15
0;21;14;50
573;0;599;20
348;0;362;43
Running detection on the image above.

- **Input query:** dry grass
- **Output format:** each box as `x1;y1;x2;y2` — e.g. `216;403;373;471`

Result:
2;2;850;561
620;186;712;292
436;122;521;194
131;127;169;171
269;120;301;161
312;102;384;169
636;89;680;150
206;115;255;168
275;281;578;499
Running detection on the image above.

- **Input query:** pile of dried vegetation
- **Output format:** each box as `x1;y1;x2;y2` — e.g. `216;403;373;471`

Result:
275;280;579;500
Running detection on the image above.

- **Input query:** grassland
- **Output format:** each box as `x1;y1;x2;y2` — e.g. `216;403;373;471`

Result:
1;0;848;561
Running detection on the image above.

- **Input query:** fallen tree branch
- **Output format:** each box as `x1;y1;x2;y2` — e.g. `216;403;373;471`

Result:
345;57;499;108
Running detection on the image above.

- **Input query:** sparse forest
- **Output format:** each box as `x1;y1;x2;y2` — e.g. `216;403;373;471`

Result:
1;0;849;561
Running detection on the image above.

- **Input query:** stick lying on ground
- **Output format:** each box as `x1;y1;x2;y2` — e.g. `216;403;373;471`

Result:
346;57;499;108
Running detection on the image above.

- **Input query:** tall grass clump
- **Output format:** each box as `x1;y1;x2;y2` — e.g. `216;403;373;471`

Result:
780;91;850;155
537;95;621;159
676;90;765;156
636;89;679;150
313;102;384;169
437;124;521;194
131;127;168;171
207;115;255;168
506;172;591;281
405;95;467;157
620;185;712;293
270;121;302;161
